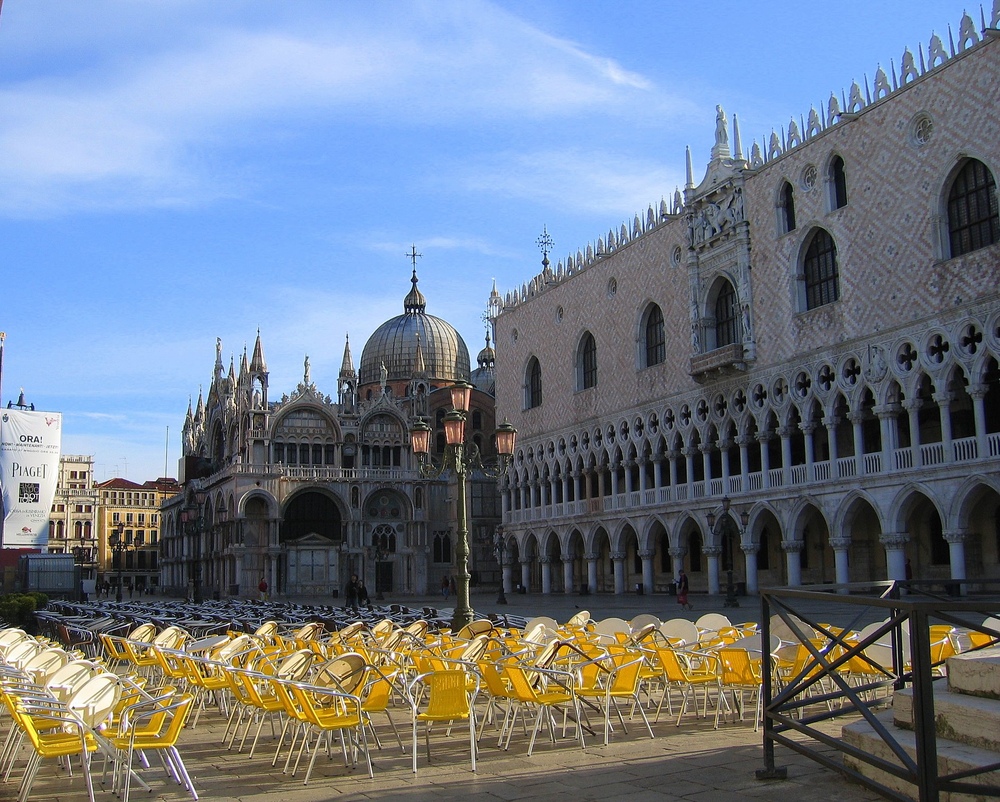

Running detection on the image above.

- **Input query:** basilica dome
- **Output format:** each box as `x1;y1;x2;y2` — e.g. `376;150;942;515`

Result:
359;270;471;387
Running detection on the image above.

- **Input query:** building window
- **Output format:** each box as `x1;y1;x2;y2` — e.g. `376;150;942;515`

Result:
803;229;840;309
780;181;796;233
947;159;999;257
714;282;738;347
525;357;542;409
432;531;452;563
578;332;597;390
830;155;848;209
644;304;665;367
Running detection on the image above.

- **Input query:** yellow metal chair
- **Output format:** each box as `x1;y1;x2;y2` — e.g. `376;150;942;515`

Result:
714;648;763;729
110;691;197;802
407;669;480;772
498;660;584;756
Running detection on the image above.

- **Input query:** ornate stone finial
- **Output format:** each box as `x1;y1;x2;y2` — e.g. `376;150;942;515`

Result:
847;80;866;113
685;145;694;188
732;112;743;160
928;33;948;68
750;142;763;168
900;47;919;83
787;117;802;148
806;107;822;138
712;105;731;159
874;65;891;99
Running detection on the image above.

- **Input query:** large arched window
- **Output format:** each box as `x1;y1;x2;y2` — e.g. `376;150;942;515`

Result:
577;332;597;390
780;181;796;233
803;229;839;310
830;155;848;209
643;304;665;367
714;282;738;347
947;159;999;257
525;357;542;409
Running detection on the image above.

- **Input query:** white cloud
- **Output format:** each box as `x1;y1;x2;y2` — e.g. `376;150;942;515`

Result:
0;0;673;215
458;147;685;218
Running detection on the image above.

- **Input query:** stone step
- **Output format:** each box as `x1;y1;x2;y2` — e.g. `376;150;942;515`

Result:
893;686;1000;753
843;709;1000;802
947;646;1000;700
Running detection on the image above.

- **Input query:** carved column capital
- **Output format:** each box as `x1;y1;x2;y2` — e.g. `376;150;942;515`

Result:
879;531;910;549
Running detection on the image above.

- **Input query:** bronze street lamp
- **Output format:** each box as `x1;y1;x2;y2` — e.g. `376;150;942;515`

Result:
410;381;516;632
707;496;749;609
180;490;208;604
109;522;143;604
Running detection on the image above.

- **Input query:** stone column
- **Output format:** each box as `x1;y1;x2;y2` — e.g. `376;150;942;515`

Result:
934;391;954;457
610;463;621;497
968;384;988;458
539;556;553;594
562;551;575;595
585;552;599;594
501;556;514;595
848;412;865;474
742;543;759;594
736;435;750;491
668;450;679;488
562;471;572;505
800;422;816;472
903;399;922;450
875;405;899;468
520;558;532;593
779;426;794;485
943;530;967;592
703;546;721;595
700;443;713;491
611;551;626;595
637;456;648;493
653;455;665;490
783;540;803;587
572;470;582;504
829;536;851;592
880;532;909;582
757;433;772;488
824;415;840;468
639;548;655;594
684;447;697;492
669;547;687;579
719;438;732;489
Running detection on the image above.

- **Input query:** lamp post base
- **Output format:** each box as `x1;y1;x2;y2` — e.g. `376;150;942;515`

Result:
450;607;474;634
496;588;508;604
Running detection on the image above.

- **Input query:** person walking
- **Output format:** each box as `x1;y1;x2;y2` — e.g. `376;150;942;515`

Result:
345;574;361;611
676;569;692;611
258;576;268;601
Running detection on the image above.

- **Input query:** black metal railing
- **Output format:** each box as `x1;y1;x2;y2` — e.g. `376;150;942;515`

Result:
758;580;1000;802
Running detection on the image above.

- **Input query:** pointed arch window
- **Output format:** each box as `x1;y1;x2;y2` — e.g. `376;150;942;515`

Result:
577;332;597;390
525;357;542;409
830;155;848;209
947;159;999;257
803;228;839;309
714;282;738;347
643;304;665;367
780;181;797;233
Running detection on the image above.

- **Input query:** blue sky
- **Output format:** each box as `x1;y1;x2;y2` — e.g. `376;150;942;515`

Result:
0;0;970;482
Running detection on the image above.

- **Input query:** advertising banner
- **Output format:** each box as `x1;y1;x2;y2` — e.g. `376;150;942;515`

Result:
0;410;62;548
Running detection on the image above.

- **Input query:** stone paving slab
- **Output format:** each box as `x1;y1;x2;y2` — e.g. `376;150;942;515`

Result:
3;701;884;802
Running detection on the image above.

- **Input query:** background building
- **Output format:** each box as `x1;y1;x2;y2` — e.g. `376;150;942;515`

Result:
96;477;180;595
491;11;1000;595
47;455;99;581
160;271;501;599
